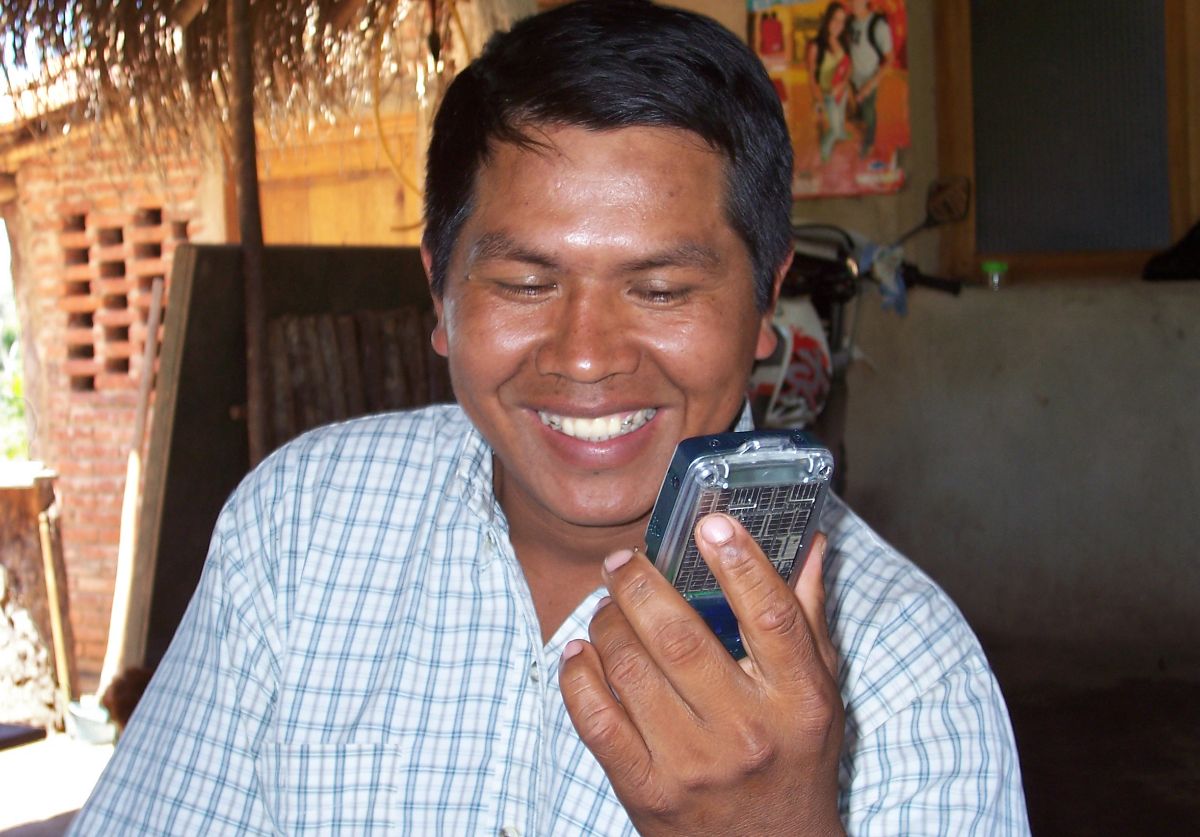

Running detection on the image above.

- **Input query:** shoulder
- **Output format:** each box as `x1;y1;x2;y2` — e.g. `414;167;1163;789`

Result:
214;405;478;557
820;495;995;735
237;405;473;499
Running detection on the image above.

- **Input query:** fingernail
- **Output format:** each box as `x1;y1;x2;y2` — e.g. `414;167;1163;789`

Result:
593;595;612;615
700;514;735;545
561;639;585;661
603;548;634;574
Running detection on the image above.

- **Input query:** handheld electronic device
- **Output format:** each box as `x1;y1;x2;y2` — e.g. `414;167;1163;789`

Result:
644;430;834;657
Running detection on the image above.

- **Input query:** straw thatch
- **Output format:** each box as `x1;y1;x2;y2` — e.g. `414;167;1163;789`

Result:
1;0;530;159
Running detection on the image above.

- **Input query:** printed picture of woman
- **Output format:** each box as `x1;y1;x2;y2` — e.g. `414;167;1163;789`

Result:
806;2;851;162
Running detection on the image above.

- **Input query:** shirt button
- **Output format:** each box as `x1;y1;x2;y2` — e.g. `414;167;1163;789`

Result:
500;827;521;837
529;661;540;683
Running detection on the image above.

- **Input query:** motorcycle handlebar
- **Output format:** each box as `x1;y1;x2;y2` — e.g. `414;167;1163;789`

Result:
901;265;963;296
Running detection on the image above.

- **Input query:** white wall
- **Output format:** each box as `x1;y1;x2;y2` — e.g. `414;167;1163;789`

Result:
842;278;1200;677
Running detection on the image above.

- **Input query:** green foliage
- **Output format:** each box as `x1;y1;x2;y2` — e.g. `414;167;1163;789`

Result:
0;327;28;461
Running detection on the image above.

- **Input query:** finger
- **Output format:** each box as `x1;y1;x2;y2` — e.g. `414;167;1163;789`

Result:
791;532;838;678
599;547;744;712
587;594;704;745
694;513;821;689
559;638;656;789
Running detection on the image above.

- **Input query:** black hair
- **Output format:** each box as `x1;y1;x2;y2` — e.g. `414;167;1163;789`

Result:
422;0;793;311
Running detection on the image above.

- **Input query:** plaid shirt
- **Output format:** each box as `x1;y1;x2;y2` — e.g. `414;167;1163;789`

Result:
72;405;1028;835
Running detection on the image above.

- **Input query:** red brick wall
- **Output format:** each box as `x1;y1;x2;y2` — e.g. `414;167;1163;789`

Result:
9;137;206;692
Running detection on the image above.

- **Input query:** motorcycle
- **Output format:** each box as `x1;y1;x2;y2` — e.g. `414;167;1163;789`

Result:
749;176;972;492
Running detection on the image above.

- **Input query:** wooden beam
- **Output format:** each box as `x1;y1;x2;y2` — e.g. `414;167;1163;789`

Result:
933;0;976;278
169;0;208;29
229;0;269;466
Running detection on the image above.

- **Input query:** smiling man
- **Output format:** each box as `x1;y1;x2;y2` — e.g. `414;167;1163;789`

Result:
71;1;1028;835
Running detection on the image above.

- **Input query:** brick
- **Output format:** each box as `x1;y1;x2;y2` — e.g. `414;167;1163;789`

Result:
129;258;168;276
94;243;128;262
65;327;97;345
95;373;137;392
63;358;101;377
64;262;97;282
87;212;133;229
127;225;166;244
57;230;92;249
56;200;91;216
56;294;100;313
94;308;136;327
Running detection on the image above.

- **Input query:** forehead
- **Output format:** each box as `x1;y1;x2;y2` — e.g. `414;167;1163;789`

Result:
457;125;738;260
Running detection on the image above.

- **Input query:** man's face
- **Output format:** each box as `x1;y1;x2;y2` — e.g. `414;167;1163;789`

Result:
850;0;871;17
426;125;781;538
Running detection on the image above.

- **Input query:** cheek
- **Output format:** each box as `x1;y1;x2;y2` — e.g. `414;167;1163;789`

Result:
645;312;759;385
444;299;542;375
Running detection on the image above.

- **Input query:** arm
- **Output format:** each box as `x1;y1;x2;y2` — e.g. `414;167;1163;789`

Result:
69;494;281;835
807;41;824;110
841;659;1029;835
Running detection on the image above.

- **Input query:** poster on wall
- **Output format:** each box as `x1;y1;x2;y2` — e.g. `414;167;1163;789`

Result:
750;0;910;198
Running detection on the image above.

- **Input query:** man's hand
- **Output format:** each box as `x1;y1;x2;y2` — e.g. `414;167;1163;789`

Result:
559;515;844;836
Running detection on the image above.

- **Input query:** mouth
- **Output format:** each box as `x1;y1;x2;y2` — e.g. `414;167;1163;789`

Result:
537;408;657;442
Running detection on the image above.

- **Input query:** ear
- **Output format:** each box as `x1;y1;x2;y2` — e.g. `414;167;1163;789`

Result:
422;245;449;358
754;249;792;361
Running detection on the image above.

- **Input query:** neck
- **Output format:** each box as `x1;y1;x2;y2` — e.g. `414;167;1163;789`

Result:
496;459;650;641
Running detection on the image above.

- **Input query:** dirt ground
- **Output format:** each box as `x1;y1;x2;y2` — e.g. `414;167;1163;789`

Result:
0;732;111;836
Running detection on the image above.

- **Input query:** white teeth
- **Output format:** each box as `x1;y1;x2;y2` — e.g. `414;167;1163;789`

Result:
538;408;656;442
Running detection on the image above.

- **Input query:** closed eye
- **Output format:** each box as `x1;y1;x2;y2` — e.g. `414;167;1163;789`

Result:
630;285;694;306
470;274;558;300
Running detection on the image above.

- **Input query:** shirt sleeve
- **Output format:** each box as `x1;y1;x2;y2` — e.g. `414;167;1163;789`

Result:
840;655;1030;836
69;484;282;836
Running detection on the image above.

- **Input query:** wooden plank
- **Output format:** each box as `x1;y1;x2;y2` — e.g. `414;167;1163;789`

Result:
38;504;75;721
933;0;976;278
100;278;163;696
1165;0;1200;237
317;315;348;421
336;315;366;417
978;250;1155;279
131;245;250;669
134;245;441;669
267;318;296;449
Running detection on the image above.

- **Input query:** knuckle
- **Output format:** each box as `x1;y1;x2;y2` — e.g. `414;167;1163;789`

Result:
576;701;626;748
612;566;655;607
630;772;677;818
755;589;803;637
599;637;653;688
650;616;707;667
728;718;778;774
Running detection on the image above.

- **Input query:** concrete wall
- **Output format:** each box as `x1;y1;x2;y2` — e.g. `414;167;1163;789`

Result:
842;278;1200;677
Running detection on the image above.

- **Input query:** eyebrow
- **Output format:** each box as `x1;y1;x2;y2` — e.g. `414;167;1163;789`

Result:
466;233;722;275
467;232;558;270
618;242;722;273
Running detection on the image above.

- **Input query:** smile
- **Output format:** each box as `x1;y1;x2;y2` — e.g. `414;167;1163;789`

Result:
537;408;657;442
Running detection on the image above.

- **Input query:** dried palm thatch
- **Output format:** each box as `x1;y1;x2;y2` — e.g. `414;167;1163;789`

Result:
0;0;531;161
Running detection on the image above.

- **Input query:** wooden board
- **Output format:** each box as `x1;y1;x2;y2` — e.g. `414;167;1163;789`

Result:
130;244;444;670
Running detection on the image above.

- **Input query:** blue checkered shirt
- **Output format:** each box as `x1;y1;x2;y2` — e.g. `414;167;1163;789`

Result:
71;405;1028;835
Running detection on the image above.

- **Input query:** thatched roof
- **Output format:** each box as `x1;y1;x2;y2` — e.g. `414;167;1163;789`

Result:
1;0;531;160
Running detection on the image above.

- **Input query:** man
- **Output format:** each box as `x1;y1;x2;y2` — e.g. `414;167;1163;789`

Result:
846;0;894;159
71;1;1027;834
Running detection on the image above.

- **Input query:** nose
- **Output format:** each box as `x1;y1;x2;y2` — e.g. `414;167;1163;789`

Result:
534;288;639;383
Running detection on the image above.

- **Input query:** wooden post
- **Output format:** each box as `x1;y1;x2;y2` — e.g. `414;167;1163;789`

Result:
38;507;74;722
98;278;164;697
229;0;269;466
